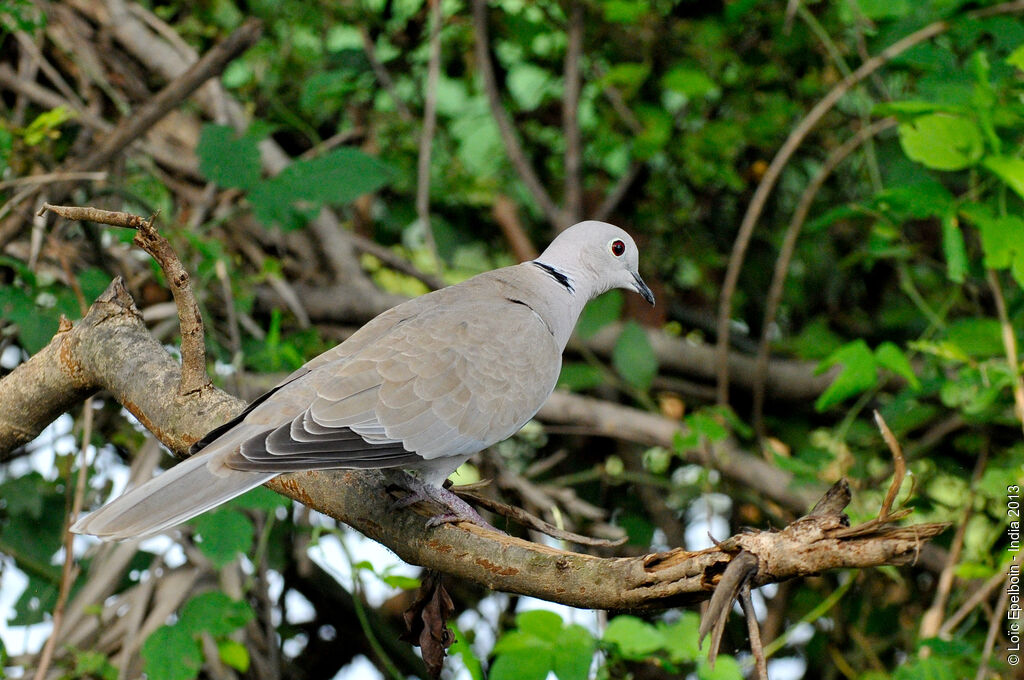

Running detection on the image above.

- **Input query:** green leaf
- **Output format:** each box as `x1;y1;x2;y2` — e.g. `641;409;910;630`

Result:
662;67;718;99
576;290;623;339
0;286;60;353
697;655;743;680
248;148;393;229
489;649;551;680
944;318;1004;358
815;340;878;411
962;204;1024;286
874;342;920;389
515;610;565;641
856;0;911;20
981;155;1024;201
217;639;250;672
448;625;484;680
601;0;649;23
11;574;59;626
898;114;984;170
551;625;597;680
557;362;605;391
191;509;254;568
141;625;203;680
602;615;664;659
23;105;75;146
659;612;702;663
179;591;254;637
379;574;421;590
1008;44;1024;71
600;63;650;95
635;107;674;159
227;486;291;511
197;124;263;190
612;321;658;390
78;268;113;303
507;62;555;111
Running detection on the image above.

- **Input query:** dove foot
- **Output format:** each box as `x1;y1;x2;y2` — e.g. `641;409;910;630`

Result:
386;472;498;531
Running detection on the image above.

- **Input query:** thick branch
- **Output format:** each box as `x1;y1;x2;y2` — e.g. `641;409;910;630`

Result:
0;280;945;609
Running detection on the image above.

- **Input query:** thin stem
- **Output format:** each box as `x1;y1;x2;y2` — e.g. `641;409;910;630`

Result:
987;268;1024;436
33;397;93;680
764;572;855;658
713;0;1024;404
563;1;584;226
471;0;565;229
751;118;896;432
417;0;444;276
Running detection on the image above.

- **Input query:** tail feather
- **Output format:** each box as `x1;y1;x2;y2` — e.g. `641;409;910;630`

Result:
72;428;276;541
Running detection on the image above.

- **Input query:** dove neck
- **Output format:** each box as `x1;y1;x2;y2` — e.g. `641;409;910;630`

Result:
527;259;591;348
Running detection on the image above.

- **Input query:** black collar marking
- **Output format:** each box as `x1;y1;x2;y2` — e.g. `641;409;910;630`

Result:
532;261;574;294
506;297;554;336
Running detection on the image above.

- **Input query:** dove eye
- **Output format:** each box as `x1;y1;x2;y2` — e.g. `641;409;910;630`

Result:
610;239;626;257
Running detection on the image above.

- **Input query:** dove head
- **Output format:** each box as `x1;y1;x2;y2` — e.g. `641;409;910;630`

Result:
536;221;655;306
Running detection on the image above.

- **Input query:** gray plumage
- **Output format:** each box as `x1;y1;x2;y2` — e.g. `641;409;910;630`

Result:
72;221;654;540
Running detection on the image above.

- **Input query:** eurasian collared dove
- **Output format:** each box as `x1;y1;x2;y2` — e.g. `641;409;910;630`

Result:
72;220;654;540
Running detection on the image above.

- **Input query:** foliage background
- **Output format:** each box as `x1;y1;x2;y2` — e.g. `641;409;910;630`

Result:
0;0;1022;678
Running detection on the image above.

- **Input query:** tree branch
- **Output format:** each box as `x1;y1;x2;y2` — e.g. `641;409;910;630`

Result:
562;1;584;227
471;0;566;230
0;281;946;609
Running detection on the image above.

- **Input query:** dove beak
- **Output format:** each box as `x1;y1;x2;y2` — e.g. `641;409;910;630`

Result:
632;272;655;306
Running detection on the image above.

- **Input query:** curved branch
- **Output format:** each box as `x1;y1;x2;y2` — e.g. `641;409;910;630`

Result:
751;118;897;432
0;280;946;609
713;0;1024;404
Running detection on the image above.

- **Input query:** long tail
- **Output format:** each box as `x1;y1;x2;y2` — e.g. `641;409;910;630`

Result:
71;427;276;541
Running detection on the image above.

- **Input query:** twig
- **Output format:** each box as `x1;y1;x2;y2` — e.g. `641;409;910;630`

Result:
987;268;1024;436
590;63;643;134
72;18;262;174
741;586;769;680
0;64;200;182
297;128;366;161
713;0;1024;404
594;161;642;222
918;445;987;645
360;27;415;122
974;577;1011;680
0;171;108;191
493;195;538;261
562;1;584;227
417;0;444;276
452;486;626;547
38;203;211;397
763;573;856;658
32;396;93;680
938;570;1007;636
872;411;906;520
751;118;897;432
471;0;566;230
348;233;445;290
